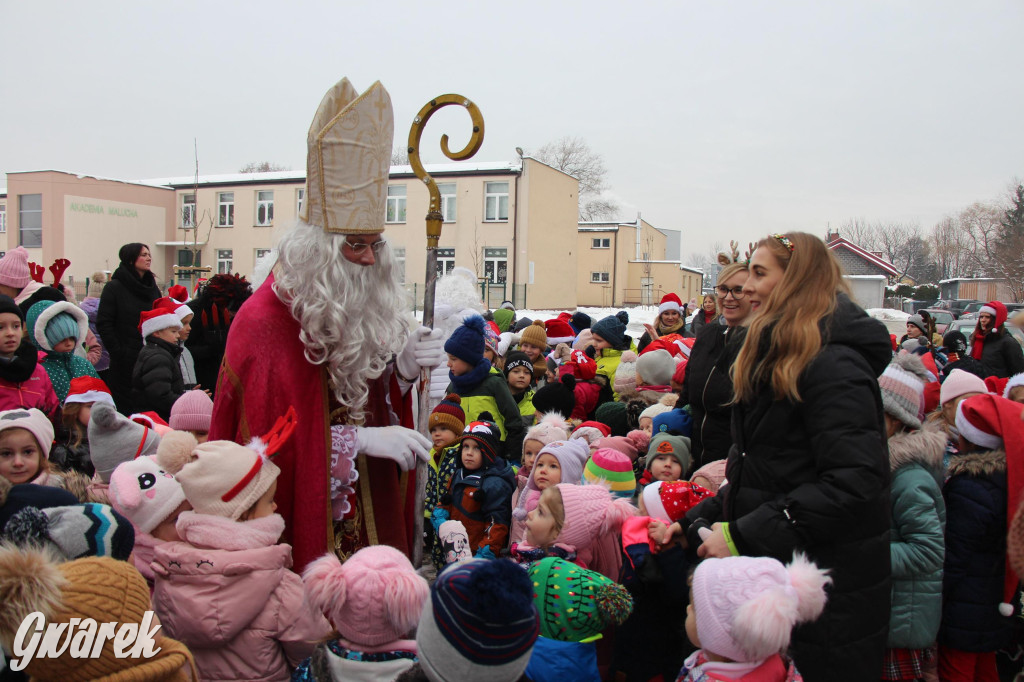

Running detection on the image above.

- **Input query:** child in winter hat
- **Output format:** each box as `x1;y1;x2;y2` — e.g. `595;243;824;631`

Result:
109;441;190;585
133;308;187;420
2;500;135;561
512;413;572;536
524;483;636;579
426;394;467;572
570;419;611;445
0;407;55;487
524;557;633;682
1004;372;1024;404
879;353;930;429
297;545;429;681
592;429;651;463
636;348;677;388
595;400;630;437
0;547;199;682
26;299;98;403
511;438;589;533
151;408;331;681
88;401;161;489
51;376;115;477
614;351;639;397
583;448;636;498
643;432;692;484
532;375;577;423
638;401;673;433
680;554;830;681
169;390;213;442
691;459;728;493
412;558;540;682
0;246;32;290
591;315;628;351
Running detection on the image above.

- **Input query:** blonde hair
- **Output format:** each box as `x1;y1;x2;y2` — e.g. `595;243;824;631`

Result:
717;261;748;286
732;232;848;403
61;403;88;449
538;486;565;535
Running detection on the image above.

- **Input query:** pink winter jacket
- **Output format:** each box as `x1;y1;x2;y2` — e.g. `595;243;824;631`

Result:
152;512;331;682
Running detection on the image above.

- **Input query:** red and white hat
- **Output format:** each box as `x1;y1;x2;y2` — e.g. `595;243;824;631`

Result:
138;307;182;338
64;376;115;407
153;296;193;322
954;393;1024;616
642;480;715;523
545;318;576;345
559;349;597;381
658;293;683;315
167;284;190;303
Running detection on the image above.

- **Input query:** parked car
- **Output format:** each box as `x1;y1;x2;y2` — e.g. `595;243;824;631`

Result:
933;299;980;319
902;299;939;314
958;302;986;320
918;308;955;336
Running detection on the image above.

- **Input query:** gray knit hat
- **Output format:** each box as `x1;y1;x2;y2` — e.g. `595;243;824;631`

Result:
88;403;161;483
646;432;692;475
878;353;930;429
906;315;926;334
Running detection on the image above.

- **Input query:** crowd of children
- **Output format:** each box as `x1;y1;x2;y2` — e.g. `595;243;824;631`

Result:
3;275;1024;681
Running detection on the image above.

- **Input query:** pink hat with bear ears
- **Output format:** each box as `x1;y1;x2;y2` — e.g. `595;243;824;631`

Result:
108;455;186;535
302;545;429;647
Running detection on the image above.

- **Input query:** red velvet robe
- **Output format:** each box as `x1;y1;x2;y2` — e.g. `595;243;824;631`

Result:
209;272;415;572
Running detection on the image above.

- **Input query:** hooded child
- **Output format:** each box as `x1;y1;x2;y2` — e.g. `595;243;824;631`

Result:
26;299;99;403
511;437;589;546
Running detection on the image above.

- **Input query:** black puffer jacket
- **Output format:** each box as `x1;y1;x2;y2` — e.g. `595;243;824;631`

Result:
939;448;1014;652
684;293;892;682
680;320;740;468
97;263;160;411
972;329;1024;379
131;337;185;420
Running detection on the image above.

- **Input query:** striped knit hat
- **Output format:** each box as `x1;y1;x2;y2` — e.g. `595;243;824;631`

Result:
879;353;930;429
430;393;466;436
583;448;635;498
529;557;632;642
417;558;539;681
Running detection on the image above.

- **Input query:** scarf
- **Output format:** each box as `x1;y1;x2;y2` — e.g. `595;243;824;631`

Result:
509;542;577;564
449;357;493;392
657;318;686;336
970;328;990;361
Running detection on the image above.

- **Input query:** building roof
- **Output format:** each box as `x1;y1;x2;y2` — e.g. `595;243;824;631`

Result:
6;169;171;191
938;277;1006;284
826;236;900;277
579;226;619;232
141;161;525;189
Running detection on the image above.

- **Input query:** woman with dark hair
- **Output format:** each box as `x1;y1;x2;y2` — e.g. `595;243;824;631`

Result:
683;232;892;681
96;243;161;413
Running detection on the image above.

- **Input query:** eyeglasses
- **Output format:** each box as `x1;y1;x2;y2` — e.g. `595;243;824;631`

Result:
344;237;388;254
715;286;746;300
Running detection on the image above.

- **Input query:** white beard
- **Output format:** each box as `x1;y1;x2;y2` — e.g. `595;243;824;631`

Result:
273;220;410;422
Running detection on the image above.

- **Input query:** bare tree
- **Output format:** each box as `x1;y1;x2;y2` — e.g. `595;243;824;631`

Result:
532;136;619;221
684;240;724;289
238;161;289;173
838;218;882;252
391;147;410;166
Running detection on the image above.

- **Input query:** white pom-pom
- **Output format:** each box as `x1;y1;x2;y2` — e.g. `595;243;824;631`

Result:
156;431;200;474
999;602;1014;617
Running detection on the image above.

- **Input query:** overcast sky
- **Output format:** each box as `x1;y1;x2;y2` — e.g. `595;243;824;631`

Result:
2;1;1021;259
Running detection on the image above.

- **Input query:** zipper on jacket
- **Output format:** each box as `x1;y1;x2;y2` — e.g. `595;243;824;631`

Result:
699;366;715;464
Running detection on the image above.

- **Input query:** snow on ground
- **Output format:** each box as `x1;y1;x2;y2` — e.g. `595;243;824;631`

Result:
866;308;910;321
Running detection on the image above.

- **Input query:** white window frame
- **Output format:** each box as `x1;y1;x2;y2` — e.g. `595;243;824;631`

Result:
393;246;406;284
386;185;407;224
591;272;610;283
483;247;508;284
18;194;42;247
180;193;196;228
438;182;457;223
217;192;234;227
436;248;455;278
254;248;272;261
592;237;610;249
0;204;6;234
296;188;305;216
484;182;509;222
217;249;233;274
255;190;274;226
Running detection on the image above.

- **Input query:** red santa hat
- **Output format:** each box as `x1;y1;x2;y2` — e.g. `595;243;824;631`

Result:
167;284;190;303
953;393;1024;617
545;318;576;346
138;307;182;338
658;293;683;315
979;301;1008;331
153;296;193;322
64;376;115;407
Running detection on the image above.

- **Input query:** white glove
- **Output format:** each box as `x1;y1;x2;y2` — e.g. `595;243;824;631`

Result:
397;326;445;381
355;425;431;472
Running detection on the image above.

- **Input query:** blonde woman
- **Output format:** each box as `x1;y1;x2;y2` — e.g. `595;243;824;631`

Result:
682;232;892;682
690;293;719;335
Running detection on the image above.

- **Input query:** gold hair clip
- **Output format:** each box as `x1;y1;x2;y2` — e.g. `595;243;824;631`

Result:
772;234;795;253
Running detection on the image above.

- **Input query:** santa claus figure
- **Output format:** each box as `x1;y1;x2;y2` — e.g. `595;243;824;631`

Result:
209;78;442;570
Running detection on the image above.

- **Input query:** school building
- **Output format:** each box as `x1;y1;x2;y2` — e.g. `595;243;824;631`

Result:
0;160;692;310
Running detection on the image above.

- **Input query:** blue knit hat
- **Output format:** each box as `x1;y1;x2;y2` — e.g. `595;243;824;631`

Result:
569;311;592;335
591;315;627;350
445;314;486;365
44;311;79;349
417;558;539;681
652;407;694;438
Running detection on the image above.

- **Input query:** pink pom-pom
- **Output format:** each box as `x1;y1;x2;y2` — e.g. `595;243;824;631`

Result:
600;496;639;535
620;351;637;364
384;570;430;635
626;429;651;453
302;553;347;625
156;431;199;475
786;552;832;622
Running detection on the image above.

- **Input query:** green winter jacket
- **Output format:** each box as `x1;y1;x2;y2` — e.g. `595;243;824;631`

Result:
26;300;99;402
888;423;947;649
447;367;525;460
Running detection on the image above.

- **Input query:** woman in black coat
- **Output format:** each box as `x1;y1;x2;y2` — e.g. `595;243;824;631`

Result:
684;232;892;682
96;243;161;413
680;260;751;469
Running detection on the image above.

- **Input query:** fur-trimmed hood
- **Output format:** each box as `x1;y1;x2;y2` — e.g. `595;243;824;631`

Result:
948;448;1006;478
889;421;947;473
26;299;89;354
